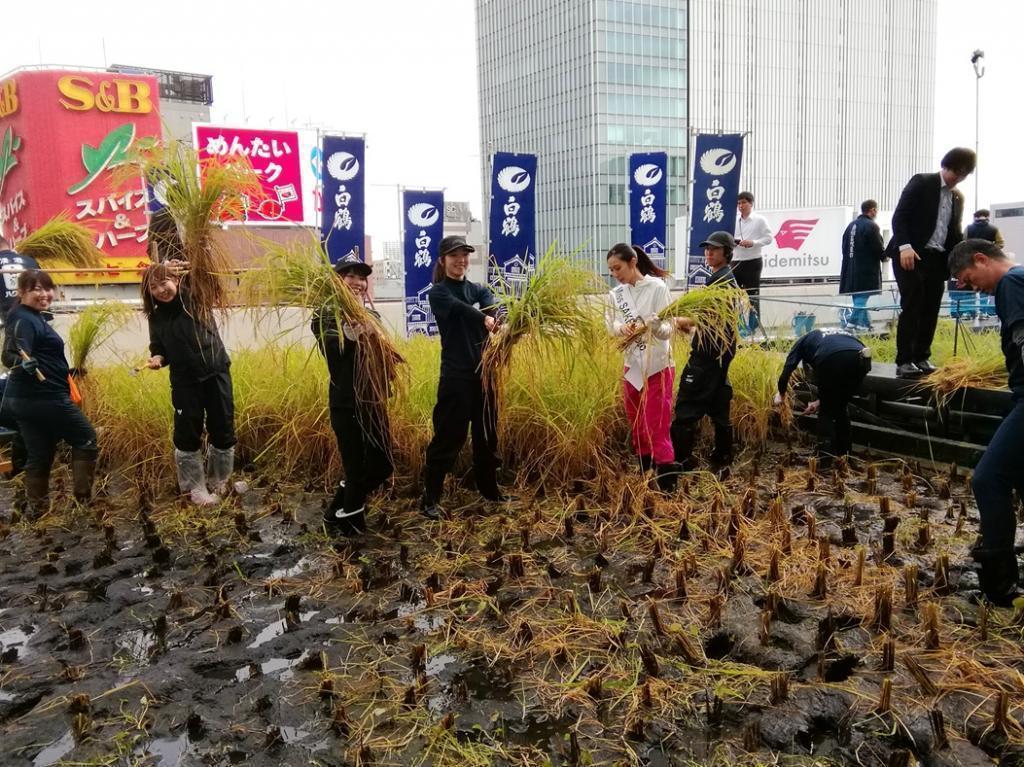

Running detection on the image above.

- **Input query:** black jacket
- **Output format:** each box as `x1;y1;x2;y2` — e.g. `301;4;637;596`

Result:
2;304;71;399
690;265;738;366
839;214;885;294
428;277;497;380
885;172;964;261
778;329;865;394
311;306;383;409
148;291;229;387
965;219;1001;243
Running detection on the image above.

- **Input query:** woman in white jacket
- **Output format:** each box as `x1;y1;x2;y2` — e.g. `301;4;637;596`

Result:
606;243;677;492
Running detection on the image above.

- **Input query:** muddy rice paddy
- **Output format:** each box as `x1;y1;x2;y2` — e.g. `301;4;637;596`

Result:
1;444;1023;766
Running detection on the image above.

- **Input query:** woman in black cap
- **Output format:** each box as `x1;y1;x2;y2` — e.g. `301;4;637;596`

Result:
419;236;510;519
311;252;394;536
670;231;739;476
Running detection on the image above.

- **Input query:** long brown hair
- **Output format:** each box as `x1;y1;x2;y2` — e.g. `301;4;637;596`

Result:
606;243;668;279
140;262;178;318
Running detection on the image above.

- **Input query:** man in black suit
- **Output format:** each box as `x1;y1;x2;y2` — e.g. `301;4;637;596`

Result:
887;147;976;378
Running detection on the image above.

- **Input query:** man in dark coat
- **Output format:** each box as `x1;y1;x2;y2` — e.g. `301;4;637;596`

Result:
887;147;976;378
965;209;1004;247
839;200;885;330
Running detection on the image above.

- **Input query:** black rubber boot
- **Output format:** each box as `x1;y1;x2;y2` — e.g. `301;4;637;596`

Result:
325;506;367;537
24;470;50;519
71;447;99;505
972;547;1021;607
655;463;679;494
638;454;654;474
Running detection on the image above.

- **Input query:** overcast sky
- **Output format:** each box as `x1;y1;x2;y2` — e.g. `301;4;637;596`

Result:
2;0;1019;243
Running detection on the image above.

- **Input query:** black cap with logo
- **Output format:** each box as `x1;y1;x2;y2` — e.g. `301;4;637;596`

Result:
439;236;475;256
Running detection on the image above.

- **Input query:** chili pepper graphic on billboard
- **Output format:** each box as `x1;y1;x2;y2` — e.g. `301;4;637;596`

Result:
0;69;162;283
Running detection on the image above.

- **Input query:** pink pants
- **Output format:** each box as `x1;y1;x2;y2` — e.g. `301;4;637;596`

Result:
623;367;675;465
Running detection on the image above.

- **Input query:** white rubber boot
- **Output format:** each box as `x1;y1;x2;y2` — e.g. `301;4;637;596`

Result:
206;446;235;497
174;449;220;506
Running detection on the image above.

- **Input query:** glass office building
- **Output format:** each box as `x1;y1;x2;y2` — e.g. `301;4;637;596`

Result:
476;0;936;274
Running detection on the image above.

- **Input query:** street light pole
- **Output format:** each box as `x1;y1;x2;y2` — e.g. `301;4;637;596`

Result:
971;49;985;212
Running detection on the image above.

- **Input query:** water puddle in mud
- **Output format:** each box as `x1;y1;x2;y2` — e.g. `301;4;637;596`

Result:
424;653;458;676
0;624;37;660
138;734;191;765
32;730;75;766
280;726;311;743
268;556;317;580
247;611;319;648
115;629;154;664
0;689;16;702
235;656;296;682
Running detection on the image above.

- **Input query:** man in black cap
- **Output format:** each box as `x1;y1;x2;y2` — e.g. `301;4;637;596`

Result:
420;235;511;519
0;233;39;321
669;231;739;476
311;251;393;536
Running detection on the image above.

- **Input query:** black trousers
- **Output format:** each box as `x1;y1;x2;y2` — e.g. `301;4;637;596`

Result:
670;356;733;467
813;351;868;457
330;406;394;514
0;400;27;475
892;250;947;366
171;371;236;452
731;257;763;329
971;400;1024;599
5;396;97;474
423;376;500;503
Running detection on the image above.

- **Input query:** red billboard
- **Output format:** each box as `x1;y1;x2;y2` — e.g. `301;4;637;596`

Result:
194;125;306;224
0;69;162;283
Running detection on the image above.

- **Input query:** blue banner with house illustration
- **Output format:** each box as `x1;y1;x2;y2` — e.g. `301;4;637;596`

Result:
402;188;444;337
629;151;668;270
320;135;365;264
488;151;537;290
687;133;744;286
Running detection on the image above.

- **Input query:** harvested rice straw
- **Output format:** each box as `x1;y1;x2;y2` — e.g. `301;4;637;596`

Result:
17;212;105;268
239;235;405;436
483;245;605;397
113;139;263;325
921;353;1006;408
68;301;136;371
618;282;747;357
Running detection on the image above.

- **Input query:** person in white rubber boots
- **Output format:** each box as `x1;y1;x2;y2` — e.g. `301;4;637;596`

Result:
141;263;235;505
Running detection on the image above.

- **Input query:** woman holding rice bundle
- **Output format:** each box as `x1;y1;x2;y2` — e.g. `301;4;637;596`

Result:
670;231;739;477
606;243;679;493
311;253;394;536
141;262;234;506
419;236;512;520
2;269;98;515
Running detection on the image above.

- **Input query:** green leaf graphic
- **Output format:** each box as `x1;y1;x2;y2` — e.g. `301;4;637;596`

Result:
68;123;136;195
0;127;21;200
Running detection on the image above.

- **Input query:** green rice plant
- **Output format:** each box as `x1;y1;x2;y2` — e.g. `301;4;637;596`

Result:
87;336;800;490
728;348;793;446
864;320;1001;366
620;282;748;357
67;302;136;371
114;139;263;324
484;244;605;395
85;365;173;483
239;235;405;439
500;337;623;483
17;212;105;268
